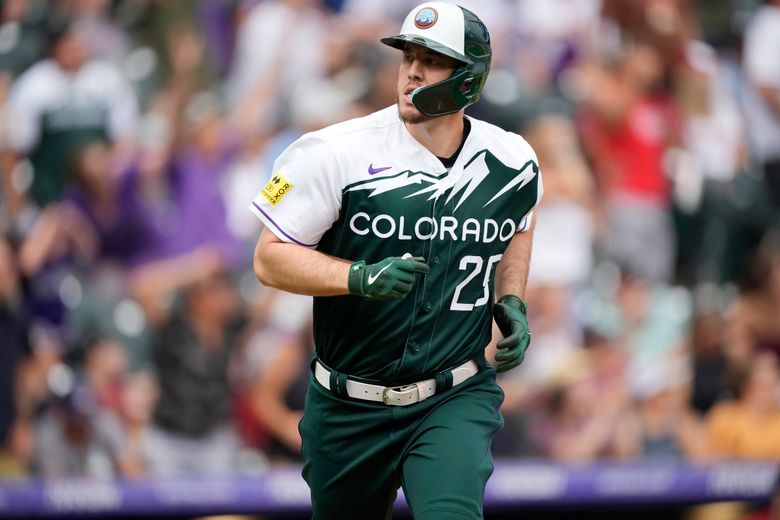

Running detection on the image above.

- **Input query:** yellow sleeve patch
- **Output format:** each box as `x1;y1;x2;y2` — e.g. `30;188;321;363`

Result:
261;173;294;206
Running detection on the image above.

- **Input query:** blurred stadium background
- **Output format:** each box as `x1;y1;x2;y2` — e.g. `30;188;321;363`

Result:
0;0;780;519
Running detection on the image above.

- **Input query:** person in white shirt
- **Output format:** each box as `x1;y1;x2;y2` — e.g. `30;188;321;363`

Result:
743;0;780;211
2;20;138;223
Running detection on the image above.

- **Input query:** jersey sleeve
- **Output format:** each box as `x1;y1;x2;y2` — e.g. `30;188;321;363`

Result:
516;137;544;233
249;132;342;247
5;72;43;153
744;11;780;87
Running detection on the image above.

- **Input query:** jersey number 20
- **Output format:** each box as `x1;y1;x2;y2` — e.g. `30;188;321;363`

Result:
450;254;503;311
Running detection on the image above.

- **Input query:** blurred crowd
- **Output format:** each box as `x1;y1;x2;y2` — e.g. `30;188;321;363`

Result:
1;0;780;490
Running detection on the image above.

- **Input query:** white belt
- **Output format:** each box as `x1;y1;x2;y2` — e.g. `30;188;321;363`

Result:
314;359;479;406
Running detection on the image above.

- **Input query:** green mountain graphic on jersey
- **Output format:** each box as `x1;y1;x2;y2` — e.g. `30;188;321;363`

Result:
344;149;538;212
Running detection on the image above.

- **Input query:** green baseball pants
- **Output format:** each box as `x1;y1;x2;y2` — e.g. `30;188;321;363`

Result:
299;365;504;519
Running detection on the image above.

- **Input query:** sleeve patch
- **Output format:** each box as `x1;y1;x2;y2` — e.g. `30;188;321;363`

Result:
261;173;294;206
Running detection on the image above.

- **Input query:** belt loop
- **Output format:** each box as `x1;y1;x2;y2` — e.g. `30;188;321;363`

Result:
435;370;453;395
329;369;348;398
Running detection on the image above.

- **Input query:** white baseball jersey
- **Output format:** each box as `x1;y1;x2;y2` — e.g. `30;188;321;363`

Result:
250;105;542;381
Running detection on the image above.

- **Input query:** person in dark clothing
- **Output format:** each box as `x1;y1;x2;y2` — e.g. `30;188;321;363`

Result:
65;140;167;269
0;237;31;475
146;269;246;476
689;311;730;414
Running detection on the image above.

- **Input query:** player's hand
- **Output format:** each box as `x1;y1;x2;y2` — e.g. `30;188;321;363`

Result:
348;254;429;301
492;294;530;373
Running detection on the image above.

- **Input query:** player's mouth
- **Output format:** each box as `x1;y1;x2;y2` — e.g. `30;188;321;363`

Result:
402;86;418;104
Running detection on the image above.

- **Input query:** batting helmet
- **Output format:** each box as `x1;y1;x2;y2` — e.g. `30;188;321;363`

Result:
381;2;491;117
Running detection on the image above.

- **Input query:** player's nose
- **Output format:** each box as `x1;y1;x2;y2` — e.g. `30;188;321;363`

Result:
407;59;423;81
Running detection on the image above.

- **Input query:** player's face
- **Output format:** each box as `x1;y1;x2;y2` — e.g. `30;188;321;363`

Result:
396;43;459;124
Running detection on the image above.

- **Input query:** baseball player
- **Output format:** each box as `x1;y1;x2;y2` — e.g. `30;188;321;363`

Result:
251;2;542;518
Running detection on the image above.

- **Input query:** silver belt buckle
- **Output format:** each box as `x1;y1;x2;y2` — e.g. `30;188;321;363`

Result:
382;384;419;406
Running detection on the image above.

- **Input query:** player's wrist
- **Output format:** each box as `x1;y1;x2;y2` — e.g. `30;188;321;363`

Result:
497;294;527;314
347;260;367;296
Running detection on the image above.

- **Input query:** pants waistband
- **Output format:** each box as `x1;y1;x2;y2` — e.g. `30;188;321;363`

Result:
313;359;479;406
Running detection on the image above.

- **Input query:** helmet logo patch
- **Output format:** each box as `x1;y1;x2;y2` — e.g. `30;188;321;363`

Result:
414;7;438;29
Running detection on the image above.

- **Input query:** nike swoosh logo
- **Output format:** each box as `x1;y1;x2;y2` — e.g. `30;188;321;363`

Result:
367;264;391;285
368;164;391;175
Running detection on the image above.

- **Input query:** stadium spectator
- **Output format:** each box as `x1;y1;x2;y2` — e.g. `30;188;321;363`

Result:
729;233;780;365
600;0;695;80
226;0;329;119
1;19;138;224
242;289;312;465
576;264;692;399
120;372;157;476
672;40;754;285
65;140;165;268
0;236;30;476
631;354;709;460
161;90;242;267
689;305;731;415
706;351;780;459
29;375;98;478
610;268;692;397
90;371;157;479
511;0;601;97
531;351;639;462
576;39;680;283
52;0;132;69
134;24;243;268
72;337;146;478
11;197;97;372
145;267;246;476
82;338;128;415
743;0;780;222
0;0;46;79
195;0;240;78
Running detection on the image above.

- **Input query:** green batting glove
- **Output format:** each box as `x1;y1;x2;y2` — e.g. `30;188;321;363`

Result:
493;294;531;373
348;255;429;301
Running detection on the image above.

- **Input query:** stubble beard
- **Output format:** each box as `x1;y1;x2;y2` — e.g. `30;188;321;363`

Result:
395;92;431;124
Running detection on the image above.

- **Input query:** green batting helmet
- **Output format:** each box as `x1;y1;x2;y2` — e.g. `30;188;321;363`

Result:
381;2;492;117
